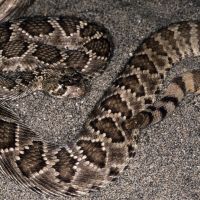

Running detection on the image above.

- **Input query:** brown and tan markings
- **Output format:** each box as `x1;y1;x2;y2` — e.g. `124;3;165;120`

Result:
0;1;199;198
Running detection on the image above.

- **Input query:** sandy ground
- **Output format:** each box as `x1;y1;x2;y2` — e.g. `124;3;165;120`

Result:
0;0;200;200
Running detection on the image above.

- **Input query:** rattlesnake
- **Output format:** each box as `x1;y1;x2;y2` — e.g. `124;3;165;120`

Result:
0;0;199;197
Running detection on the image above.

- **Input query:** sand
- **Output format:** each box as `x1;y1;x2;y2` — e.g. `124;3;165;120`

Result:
0;0;199;200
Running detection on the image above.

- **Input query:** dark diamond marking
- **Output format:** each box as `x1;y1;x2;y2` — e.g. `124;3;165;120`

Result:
128;54;158;74
0;119;16;150
16;141;46;177
144;36;168;57
101;94;132;117
2;41;29;58
58;17;80;36
84;38;111;57
76;140;106;168
64;50;89;71
33;44;62;64
140;74;160;94
159;27;182;60
0;22;12;46
90;117;125;143
115;75;145;97
53;147;77;183
20;17;54;37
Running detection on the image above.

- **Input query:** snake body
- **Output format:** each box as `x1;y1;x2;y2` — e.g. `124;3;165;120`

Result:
0;0;199;197
0;0;34;22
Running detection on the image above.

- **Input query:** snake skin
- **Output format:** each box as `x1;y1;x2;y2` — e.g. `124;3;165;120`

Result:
0;2;200;198
0;15;113;99
0;0;35;22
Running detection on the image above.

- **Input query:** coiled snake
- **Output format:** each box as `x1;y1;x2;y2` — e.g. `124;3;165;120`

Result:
0;0;199;197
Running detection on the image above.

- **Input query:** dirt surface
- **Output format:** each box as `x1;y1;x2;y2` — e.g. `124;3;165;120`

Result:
0;0;199;200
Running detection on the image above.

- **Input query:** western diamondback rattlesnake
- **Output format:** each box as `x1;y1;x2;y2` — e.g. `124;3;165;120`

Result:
0;0;199;197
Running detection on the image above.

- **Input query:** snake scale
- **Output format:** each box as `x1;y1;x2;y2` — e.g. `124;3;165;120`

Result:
0;0;199;197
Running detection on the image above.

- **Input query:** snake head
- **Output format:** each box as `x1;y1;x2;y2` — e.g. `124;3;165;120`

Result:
41;68;90;98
